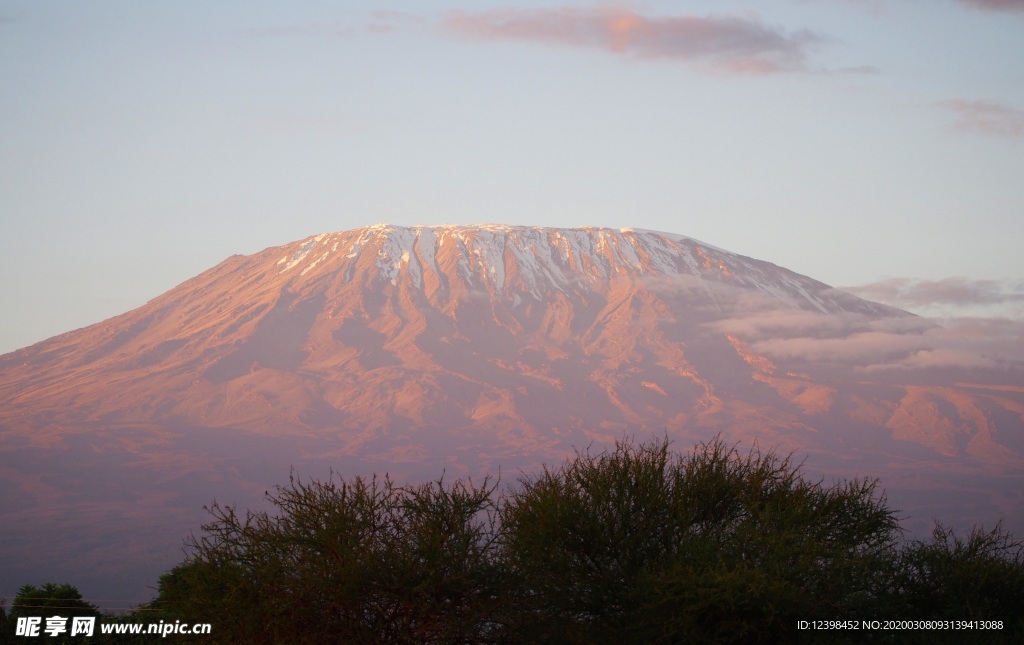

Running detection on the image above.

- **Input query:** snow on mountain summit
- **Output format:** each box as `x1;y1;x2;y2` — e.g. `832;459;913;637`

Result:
267;224;894;316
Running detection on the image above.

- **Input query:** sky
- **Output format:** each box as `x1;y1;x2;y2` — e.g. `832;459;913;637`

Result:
1;0;1023;355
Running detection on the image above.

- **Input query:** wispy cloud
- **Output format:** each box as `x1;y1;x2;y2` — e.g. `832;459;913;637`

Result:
939;99;1024;138
444;6;826;74
242;21;353;38
732;311;1024;372
956;0;1024;13
675;276;1024;372
861;317;1024;371
844;277;1024;308
367;11;428;34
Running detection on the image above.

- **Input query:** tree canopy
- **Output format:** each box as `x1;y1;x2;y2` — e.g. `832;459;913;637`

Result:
160;472;504;644
147;436;1024;643
2;583;99;644
498;438;901;642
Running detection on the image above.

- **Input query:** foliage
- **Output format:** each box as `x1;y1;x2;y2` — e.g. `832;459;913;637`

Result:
137;436;1024;643
890;522;1024;642
2;583;99;644
499;437;902;643
164;471;503;644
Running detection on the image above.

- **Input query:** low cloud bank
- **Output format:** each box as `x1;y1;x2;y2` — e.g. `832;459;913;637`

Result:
668;276;1024;372
846;276;1024;308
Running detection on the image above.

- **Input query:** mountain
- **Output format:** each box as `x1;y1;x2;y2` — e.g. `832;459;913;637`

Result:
1;224;1022;605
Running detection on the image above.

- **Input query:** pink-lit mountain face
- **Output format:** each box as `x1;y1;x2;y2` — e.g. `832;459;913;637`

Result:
1;224;1022;604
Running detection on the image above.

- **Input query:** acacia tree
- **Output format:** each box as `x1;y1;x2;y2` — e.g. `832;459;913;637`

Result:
893;521;1024;641
163;472;504;644
498;437;902;643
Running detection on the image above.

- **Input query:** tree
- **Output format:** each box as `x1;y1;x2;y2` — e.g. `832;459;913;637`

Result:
3;583;99;644
166;471;504;644
891;522;1024;642
498;437;902;643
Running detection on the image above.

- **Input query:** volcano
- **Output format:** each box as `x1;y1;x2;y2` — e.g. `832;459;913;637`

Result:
1;224;1022;605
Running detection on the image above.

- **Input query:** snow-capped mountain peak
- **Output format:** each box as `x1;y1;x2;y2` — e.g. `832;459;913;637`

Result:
268;224;892;315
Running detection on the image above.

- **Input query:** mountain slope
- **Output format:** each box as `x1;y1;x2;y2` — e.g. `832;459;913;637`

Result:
0;225;903;438
0;224;1021;605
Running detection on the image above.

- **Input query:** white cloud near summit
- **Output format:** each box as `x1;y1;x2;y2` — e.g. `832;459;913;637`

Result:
845;277;1024;309
690;277;1024;372
744;317;1024;372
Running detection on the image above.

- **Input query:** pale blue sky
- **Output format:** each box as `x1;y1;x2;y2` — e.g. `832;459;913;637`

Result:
2;1;1023;353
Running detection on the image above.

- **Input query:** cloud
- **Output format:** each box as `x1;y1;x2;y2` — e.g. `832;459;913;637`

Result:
750;330;932;363
861;348;999;372
242;21;353;38
738;314;1024;371
243;12;425;37
645;274;1022;372
367;11;428;33
833;65;879;75
863;317;1024;371
444;6;825;74
939;99;1024;138
696;279;1023;371
956;0;1024;13
713;307;863;337
843;277;1024;308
